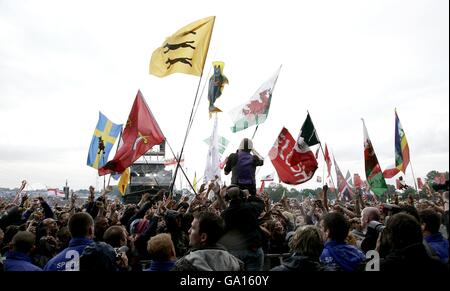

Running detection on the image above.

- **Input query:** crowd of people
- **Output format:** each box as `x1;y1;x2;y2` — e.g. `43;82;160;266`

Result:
0;139;448;272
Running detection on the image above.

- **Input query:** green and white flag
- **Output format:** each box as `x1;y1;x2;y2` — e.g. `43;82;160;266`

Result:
204;135;229;155
229;66;281;133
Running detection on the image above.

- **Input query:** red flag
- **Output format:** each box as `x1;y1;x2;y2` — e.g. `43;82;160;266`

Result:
324;144;331;177
417;177;424;189
434;173;446;184
333;156;354;200
383;164;400;179
259;180;265;194
269;127;318;185
354;173;363;188
99;90;165;175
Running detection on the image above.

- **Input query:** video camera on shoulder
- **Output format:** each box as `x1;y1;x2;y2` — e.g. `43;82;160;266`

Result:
367;220;385;233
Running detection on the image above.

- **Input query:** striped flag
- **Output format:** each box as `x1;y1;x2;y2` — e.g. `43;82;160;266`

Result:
333;156;354;201
394;110;410;173
13;180;27;204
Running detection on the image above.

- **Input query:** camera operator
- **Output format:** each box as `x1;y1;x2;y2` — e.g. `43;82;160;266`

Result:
360;206;383;254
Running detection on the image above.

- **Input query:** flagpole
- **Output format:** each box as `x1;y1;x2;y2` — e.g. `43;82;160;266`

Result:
251;125;259;139
169;72;204;195
169;18;216;196
105;129;123;188
166;139;197;195
408;159;419;193
322;159;325;187
307;110;338;199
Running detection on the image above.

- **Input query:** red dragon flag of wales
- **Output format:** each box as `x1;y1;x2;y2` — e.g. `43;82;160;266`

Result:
269;127;318;185
229;66;281;133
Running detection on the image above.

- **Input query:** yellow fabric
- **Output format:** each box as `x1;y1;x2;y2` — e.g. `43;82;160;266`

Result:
118;167;130;195
92;120;114;169
193;172;197;193
150;16;215;77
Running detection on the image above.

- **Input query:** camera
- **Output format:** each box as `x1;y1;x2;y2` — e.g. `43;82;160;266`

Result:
114;246;129;259
367;220;385;233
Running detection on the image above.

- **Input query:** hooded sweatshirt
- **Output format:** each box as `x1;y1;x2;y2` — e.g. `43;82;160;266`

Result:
173;245;244;271
425;233;449;264
320;240;365;272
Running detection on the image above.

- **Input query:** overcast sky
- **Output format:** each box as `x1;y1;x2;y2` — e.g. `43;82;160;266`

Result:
0;0;448;191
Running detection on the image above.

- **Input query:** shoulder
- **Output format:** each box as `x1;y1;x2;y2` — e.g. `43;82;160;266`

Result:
172;256;197;271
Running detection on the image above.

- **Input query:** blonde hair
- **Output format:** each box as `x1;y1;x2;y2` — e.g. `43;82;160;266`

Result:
289;225;324;260
147;233;175;261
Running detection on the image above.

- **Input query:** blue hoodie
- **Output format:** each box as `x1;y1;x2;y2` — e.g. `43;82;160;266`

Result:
425;233;449;264
144;260;176;271
320;240;365;272
4;251;42;271
44;237;93;271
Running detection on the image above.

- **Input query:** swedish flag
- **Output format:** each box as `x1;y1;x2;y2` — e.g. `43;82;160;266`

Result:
87;112;122;169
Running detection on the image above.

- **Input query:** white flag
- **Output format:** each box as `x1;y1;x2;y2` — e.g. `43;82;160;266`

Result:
229;66;281;133
204;115;221;183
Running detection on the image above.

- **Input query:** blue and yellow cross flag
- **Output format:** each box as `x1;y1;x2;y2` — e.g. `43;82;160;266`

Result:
87;112;123;169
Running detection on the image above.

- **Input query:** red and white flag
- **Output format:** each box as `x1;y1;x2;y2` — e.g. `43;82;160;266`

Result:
417;177;424;189
434;173;446;184
13;180;27;204
383;164;400;179
324;144;332;178
259;180;266;194
47;188;65;198
269;127;318;185
354;173;363;188
261;173;275;181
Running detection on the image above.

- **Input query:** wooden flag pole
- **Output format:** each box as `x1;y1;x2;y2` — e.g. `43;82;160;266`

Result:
408;159;419;193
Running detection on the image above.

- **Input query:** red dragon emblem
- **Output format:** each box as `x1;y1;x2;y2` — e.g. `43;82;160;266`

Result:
242;89;271;116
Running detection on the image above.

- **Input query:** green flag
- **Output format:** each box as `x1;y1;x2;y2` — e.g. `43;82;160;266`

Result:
362;119;388;197
300;113;320;146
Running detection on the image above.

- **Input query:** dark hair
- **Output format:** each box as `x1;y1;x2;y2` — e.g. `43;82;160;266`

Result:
322;212;349;242
80;242;117;271
384;213;422;250
194;211;224;245
419;209;441;234
103;226;126;248
400;205;420;222
12;231;35;253
68;212;94;238
225;184;244;201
